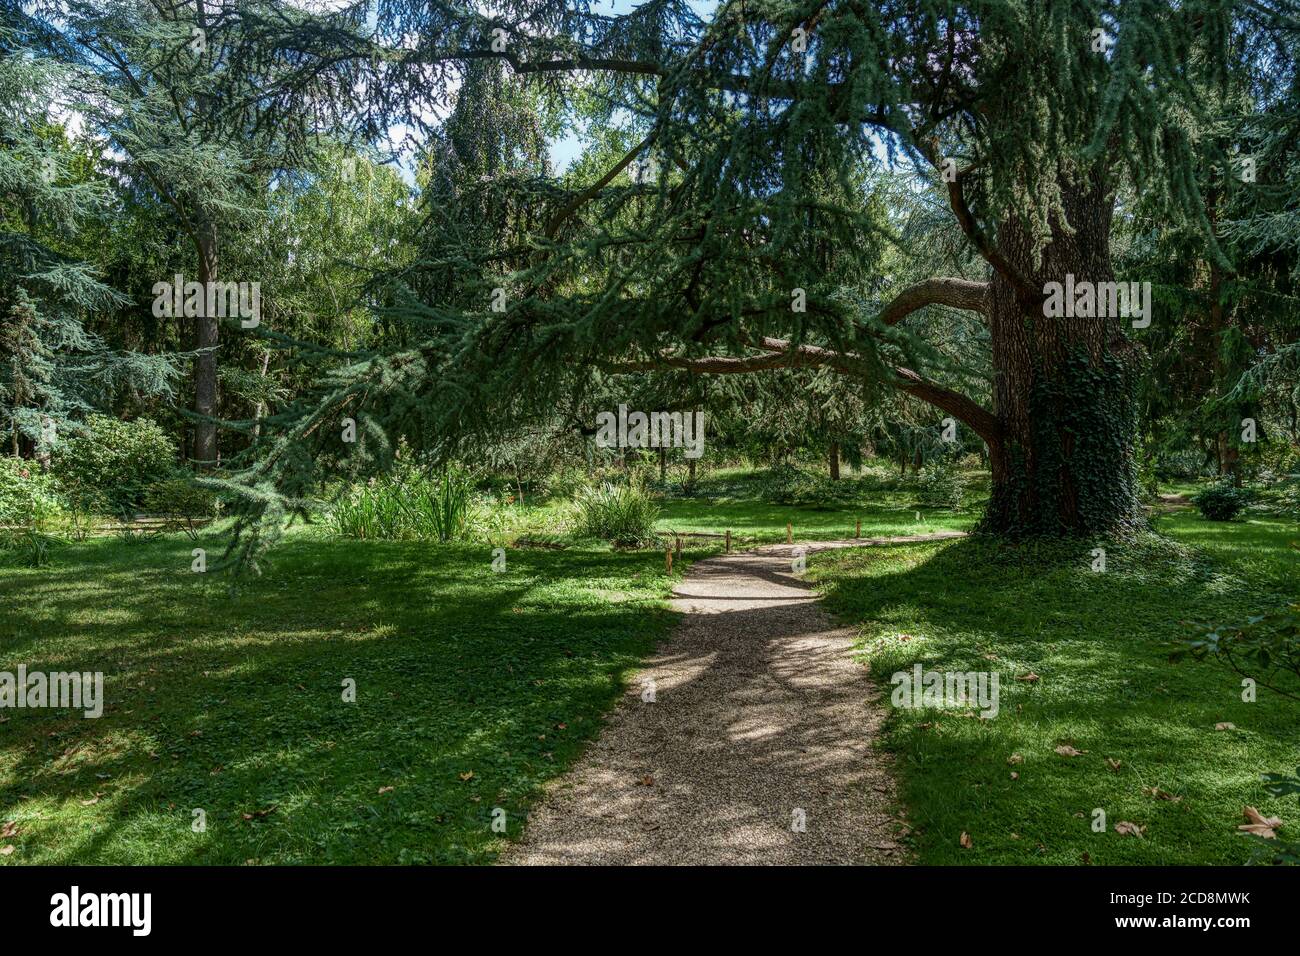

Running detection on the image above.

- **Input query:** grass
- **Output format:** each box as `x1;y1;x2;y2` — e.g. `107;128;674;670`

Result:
0;527;700;864
3;461;1291;865
653;465;982;543
809;513;1298;865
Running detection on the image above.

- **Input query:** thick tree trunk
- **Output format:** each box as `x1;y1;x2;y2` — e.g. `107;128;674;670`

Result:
192;224;219;467
828;441;840;480
981;173;1143;538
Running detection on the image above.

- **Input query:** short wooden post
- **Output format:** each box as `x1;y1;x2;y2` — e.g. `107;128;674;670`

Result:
855;519;861;538
674;534;682;562
725;529;731;553
786;522;793;545
666;547;673;574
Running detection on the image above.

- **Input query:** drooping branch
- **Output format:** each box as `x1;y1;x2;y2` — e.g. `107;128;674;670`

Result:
604;336;1002;448
891;366;1002;447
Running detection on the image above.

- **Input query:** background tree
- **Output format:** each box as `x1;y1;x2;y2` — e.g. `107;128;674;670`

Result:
0;24;177;460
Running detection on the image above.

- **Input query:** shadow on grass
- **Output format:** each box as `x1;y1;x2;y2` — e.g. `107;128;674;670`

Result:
0;534;679;864
810;533;1298;865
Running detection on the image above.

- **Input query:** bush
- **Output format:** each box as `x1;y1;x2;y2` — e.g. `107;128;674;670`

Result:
571;481;660;546
914;456;967;511
0;457;65;527
53;415;176;513
757;464;851;506
1191;482;1252;521
143;478;222;538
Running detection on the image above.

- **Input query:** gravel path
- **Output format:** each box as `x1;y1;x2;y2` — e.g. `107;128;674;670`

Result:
500;532;965;866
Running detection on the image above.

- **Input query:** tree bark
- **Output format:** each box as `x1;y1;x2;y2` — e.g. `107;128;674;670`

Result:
980;171;1143;537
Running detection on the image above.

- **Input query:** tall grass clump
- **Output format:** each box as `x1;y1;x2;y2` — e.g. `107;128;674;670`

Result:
571;481;660;546
328;466;476;542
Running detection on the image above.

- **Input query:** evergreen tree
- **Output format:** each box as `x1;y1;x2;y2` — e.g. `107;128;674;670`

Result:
165;1;1297;557
17;0;371;465
0;25;178;459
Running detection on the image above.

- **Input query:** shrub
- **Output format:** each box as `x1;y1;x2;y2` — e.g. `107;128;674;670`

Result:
541;466;590;501
143;478;222;538
53;415;176;513
757;464;851;506
571;481;660;546
0;457;65;527
914;456;967;511
1191;482;1251;521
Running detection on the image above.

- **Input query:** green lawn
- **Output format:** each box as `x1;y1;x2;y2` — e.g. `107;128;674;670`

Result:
2;468;1292;866
653;466;982;542
809;513;1298;865
0;470;975;865
0;529;692;864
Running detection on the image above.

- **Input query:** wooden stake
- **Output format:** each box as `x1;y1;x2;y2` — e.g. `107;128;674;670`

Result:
725;529;731;553
666;548;673;574
855;519;861;538
674;534;682;561
786;522;793;544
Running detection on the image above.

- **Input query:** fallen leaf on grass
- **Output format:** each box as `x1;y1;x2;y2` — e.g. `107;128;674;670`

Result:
1239;807;1283;839
1143;786;1182;803
241;806;276;821
377;786;394;795
960;831;972;848
1114;821;1146;838
1055;745;1087;758
1106;758;1122;772
1016;672;1041;683
458;771;474;782
1007;753;1023;765
1010;772;1019;780
1215;722;1236;731
0;821;19;839
0;846;13;856
79;794;103;806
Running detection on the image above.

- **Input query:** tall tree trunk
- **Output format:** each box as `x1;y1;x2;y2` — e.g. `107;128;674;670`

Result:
828;441;840;480
192;223;219;467
981;172;1142;537
1206;201;1242;488
251;349;271;442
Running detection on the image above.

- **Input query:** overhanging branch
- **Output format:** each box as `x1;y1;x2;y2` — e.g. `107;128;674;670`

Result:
604;336;1002;447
